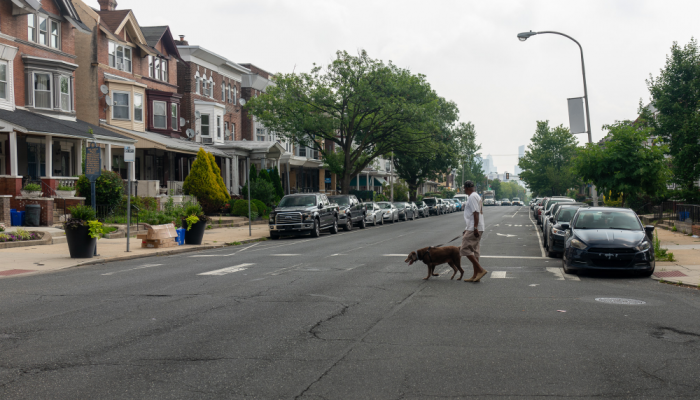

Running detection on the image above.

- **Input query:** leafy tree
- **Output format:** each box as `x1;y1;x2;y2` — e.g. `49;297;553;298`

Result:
249;164;258;182
573;121;670;207
392;98;460;200
270;166;285;198
453;122;485;192
246;50;443;193
384;181;409;202
643;38;700;200
518;121;580;196
183;148;228;213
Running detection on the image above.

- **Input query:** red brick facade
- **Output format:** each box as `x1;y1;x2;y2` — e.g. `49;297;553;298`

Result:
239;64;272;142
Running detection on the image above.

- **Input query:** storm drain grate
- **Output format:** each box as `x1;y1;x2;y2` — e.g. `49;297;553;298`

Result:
595;298;646;305
653;271;687;278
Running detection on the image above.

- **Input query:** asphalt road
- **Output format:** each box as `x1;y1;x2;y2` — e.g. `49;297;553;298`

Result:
2;205;700;399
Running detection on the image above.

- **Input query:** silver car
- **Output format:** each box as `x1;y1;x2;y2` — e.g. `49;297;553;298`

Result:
377;202;399;223
363;202;385;226
415;201;429;217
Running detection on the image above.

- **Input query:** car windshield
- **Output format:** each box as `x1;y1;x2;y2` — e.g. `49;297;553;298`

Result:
328;196;349;206
377;203;393;209
556;207;583;222
546;199;573;210
278;196;316;207
574;210;642;230
394;202;406;207
424;199;436;205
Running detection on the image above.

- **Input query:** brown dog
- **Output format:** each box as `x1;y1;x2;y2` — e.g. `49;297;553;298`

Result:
405;246;464;280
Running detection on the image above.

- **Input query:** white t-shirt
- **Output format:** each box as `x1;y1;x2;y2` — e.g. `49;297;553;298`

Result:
464;192;485;232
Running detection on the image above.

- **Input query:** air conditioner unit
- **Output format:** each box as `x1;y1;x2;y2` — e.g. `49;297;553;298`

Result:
202;137;214;145
116;62;123;71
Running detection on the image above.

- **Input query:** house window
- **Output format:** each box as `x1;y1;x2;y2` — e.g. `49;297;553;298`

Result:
112;91;130;120
50;20;59;48
134;93;143;122
256;128;265;142
203;79;209;97
0;63;7;100
28;14;60;49
161;59;167;82
153;101;167;129
108;41;132;73
28;15;36;41
59;76;70;111
33;73;52;109
195;75;200;94
38;16;47;46
221;83;225;102
200;114;210;136
154;57;160;80
231;123;235;140
217;115;222;138
209;79;214;98
148;56;153;78
233;86;237;105
171;103;178;130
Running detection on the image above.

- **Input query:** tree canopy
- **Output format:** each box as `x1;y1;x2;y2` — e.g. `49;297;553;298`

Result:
246;50;446;193
517;121;580;196
573;121;670;207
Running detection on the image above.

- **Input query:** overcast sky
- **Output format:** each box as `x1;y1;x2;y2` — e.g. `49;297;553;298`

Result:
98;0;698;174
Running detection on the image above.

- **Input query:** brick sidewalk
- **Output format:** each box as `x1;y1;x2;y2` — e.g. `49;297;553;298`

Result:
0;224;270;279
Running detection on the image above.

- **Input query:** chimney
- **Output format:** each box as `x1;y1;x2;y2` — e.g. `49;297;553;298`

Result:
97;0;118;11
175;35;188;46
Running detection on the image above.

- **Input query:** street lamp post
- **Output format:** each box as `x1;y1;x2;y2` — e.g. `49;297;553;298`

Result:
517;30;598;206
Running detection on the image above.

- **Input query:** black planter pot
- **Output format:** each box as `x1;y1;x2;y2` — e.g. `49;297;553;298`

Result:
182;218;207;245
65;225;97;258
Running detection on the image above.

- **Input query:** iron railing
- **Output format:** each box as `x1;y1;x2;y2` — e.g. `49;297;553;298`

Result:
676;204;700;224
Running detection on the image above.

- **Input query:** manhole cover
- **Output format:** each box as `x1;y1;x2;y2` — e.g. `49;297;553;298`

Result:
595;298;646;305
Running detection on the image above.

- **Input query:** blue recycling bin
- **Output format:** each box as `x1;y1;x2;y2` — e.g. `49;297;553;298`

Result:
176;228;185;246
679;211;690;221
19;211;26;226
10;210;21;226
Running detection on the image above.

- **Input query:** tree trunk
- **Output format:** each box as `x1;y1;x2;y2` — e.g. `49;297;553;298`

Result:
340;174;352;194
407;180;419;201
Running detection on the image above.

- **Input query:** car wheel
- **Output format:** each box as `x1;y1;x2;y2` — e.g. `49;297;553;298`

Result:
562;258;576;274
359;217;366;229
329;218;338;234
640;267;655;277
344;217;352;231
310;219;321;238
391;215;395;223
380;216;384;225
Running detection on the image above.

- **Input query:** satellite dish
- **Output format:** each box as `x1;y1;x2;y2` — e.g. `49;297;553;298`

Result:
186;129;194;138
195;110;201;119
105;95;113;107
239;98;246;106
180;117;186;127
100;85;108;95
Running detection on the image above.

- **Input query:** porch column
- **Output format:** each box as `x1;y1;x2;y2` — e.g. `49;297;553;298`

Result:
9;131;18;176
366;171;370;192
260;155;266;171
75;139;83;175
45;137;52;178
104;144;112;171
232;156;239;195
225;157;231;192
356;173;360;190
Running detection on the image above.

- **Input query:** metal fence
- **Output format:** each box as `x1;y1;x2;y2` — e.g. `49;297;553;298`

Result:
676;204;700;224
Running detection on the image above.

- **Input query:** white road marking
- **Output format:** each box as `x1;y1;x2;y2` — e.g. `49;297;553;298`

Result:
384;254;408;257
529;284;539;287
528;211;547;257
326;254;347;257
546;267;580;281
267;263;304;276
497;233;517;238
481;256;548;259
491;271;508;278
270;254;301;256
198;263;254;276
189;242;259;257
102;264;163;276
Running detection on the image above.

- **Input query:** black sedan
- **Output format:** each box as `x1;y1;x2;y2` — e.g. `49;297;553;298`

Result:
561;208;655;276
393;202;416;221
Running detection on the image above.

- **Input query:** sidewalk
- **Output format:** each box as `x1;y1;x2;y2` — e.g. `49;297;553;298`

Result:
0;224;270;279
652;228;700;286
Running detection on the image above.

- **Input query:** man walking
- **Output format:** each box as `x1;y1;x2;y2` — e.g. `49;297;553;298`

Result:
461;180;488;282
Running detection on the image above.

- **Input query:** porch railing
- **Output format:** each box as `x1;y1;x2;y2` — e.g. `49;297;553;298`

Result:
676;204;700;225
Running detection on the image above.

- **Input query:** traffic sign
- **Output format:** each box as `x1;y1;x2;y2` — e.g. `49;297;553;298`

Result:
124;145;135;163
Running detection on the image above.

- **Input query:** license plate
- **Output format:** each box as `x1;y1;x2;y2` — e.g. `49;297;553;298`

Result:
284;226;293;230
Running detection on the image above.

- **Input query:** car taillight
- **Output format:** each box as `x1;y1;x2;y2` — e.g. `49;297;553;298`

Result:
538;209;542;215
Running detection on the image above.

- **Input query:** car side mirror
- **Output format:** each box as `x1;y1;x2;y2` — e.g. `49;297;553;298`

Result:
560;223;570;231
318;204;323;209
644;225;655;240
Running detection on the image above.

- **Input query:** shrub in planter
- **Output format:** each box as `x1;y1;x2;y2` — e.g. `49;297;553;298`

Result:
21;182;42;198
181;203;209;245
76;170;124;208
63;205;103;258
231;200;258;217
56;184;76;198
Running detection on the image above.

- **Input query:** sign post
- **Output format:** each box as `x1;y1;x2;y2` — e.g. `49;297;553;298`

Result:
85;142;101;256
124;145;135;252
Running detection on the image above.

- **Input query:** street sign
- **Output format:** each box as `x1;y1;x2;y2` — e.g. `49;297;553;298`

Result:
124;145;135;162
85;143;101;182
567;97;586;134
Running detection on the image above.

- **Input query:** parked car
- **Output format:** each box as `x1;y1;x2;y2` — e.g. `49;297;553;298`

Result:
562;208;655;276
541;198;578;235
269;193;339;239
538;197;572;227
416;201;429;217
377;202;399;223
512;197;523;206
328;195;366;231
409;202;420;217
545;204;587;257
495;200;502;206
424;197;443;215
446;199;457;212
452;198;463;211
394;202;416;221
363;202;385;226
501;198;512;206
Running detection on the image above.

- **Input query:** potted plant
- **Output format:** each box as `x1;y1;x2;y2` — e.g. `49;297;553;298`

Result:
56;185;76;198
63;205;104;258
181;203;208;245
20;183;43;198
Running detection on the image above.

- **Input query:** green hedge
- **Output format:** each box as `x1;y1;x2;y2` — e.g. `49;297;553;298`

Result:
231;200;258;216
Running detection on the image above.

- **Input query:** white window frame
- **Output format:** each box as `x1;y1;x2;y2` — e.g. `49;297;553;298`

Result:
111;90;131;120
0;62;8;101
108;41;133;73
38;15;48;46
217;115;222;139
221;83;225;102
200;114;210;136
195;74;200;94
171;103;178;130
33;72;52;110
256;127;265;142
28;14;36;42
209;78;214;98
50;20;60;49
134;93;143;122
161;58;167;83
233;86;237;105
153;101;167;130
231;123;235;140
27;14;60;49
148;56;153;78
59;75;70;111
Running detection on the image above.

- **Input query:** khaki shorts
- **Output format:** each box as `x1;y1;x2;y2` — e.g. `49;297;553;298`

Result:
460;230;483;258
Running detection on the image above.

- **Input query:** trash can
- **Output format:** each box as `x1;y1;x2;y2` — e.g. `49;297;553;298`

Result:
10;210;21;226
19;210;26;226
25;204;41;227
176;227;185;246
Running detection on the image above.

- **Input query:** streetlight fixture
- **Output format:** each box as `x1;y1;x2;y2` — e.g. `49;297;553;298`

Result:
517;30;598;206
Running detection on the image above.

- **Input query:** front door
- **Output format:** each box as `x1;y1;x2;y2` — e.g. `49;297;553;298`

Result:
26;142;45;180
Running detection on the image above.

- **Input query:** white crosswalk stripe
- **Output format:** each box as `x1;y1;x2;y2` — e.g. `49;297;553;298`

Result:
491;271;508;278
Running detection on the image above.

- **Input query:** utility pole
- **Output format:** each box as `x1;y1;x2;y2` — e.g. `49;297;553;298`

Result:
390;153;394;202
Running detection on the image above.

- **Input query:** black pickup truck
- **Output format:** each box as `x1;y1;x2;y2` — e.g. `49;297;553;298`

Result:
269;193;339;239
327;194;367;231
